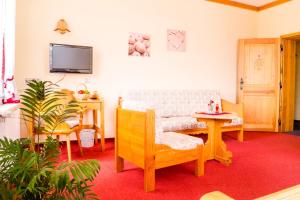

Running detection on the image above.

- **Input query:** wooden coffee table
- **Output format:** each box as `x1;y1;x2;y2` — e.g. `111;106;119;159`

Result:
193;112;237;165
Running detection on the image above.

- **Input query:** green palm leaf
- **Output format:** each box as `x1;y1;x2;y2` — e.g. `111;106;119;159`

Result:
1;79;101;199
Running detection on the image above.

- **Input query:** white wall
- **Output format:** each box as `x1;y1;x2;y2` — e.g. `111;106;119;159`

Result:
15;0;257;138
257;0;299;37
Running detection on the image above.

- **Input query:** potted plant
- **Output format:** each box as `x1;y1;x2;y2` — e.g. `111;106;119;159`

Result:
0;80;100;200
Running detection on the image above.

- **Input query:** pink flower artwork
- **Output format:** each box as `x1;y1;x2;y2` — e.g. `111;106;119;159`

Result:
128;32;151;57
167;29;186;52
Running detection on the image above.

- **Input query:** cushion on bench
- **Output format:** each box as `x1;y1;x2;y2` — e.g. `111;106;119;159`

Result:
223;117;243;127
155;132;203;150
122;90;223;117
159;116;207;132
122;90;242;134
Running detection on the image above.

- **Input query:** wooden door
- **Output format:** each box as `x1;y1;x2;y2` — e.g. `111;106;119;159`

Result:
279;39;296;132
238;38;280;132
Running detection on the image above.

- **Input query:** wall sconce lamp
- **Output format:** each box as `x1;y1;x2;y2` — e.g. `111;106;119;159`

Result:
54;19;70;34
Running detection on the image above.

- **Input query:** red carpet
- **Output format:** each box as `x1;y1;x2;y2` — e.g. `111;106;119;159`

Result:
59;132;300;200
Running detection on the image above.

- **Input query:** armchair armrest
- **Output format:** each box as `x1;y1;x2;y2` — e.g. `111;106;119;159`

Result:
221;99;243;117
116;108;155;168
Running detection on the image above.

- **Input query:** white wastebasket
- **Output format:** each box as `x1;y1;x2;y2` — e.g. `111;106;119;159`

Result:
80;129;95;148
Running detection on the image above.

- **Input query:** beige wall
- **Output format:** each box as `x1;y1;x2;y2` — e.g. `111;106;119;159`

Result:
257;1;298;37
15;0;257;137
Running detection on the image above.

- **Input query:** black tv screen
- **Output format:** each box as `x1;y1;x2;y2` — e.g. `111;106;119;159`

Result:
49;43;93;74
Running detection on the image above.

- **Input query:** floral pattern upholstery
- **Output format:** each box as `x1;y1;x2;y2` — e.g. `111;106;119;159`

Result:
223;117;243;127
155;131;203;150
159;116;207;132
121;90;242;134
122;90;222;117
65;118;80;128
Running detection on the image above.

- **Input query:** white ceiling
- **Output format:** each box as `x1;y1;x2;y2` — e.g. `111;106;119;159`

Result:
232;0;275;7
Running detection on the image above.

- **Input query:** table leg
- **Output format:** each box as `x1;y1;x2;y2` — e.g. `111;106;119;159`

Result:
204;120;215;161
93;110;98;144
100;101;105;151
66;134;72;162
214;122;232;166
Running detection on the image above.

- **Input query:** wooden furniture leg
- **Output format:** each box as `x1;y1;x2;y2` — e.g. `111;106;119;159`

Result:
30;136;35;151
203;120;215;161
238;129;244;142
93;110;98;144
144;163;155;192
115;109;123;172
214;122;232;165
100;101;105;151
75;130;83;156
195;145;205;176
66;134;72;162
144;111;155;192
116;156;124;172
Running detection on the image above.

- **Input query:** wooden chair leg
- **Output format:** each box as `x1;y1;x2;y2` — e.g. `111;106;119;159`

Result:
75;130;83;156
101;131;105;151
238;129;244;142
116;156;124;172
195;145;205;176
94;131;98;144
66;134;72;162
144;164;155;192
30;136;35;151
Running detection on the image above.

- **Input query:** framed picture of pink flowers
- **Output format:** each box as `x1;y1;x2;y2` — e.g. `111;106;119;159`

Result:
128;32;151;57
167;29;186;52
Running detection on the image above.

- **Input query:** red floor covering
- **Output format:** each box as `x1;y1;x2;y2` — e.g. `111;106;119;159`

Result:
59;132;300;200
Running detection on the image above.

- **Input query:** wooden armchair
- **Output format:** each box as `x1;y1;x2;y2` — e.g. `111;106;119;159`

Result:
116;108;204;192
221;99;244;142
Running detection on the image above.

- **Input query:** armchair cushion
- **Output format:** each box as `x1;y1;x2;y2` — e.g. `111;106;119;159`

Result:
156;131;203;150
159;116;207;132
223;117;243;127
65;118;80;128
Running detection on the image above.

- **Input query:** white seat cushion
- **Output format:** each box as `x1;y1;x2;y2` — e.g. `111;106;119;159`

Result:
65;118;80;128
159;116;207;132
223;117;243;127
155;132;203;150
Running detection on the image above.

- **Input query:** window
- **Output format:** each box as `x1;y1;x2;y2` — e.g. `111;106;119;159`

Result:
0;0;17;103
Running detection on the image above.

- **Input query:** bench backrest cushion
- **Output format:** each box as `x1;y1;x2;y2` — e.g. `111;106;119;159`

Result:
122;90;222;117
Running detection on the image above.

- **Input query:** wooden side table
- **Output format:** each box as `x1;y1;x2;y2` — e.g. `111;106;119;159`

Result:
77;98;105;151
193;113;237;165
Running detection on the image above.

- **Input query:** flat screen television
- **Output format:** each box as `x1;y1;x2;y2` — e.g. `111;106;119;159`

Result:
49;43;93;74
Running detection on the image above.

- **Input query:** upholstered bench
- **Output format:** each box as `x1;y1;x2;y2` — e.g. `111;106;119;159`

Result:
119;90;243;160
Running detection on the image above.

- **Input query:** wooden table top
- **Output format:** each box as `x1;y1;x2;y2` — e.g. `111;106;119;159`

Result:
76;98;103;103
193;112;238;120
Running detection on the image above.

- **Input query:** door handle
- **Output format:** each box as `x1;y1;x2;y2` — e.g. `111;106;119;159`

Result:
240;78;244;90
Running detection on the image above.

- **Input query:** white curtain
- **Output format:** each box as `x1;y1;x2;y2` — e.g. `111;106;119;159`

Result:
0;0;18;104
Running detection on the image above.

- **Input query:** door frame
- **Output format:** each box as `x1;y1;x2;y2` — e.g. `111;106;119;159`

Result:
279;32;300;132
